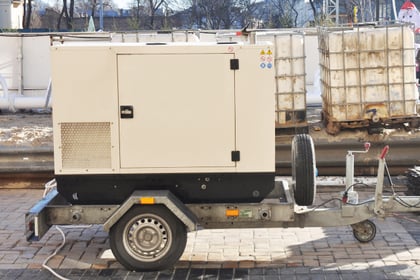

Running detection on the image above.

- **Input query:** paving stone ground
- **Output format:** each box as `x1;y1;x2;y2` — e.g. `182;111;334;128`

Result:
0;187;419;279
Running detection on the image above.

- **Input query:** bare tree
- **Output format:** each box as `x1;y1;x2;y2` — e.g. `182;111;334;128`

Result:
269;0;299;28
57;0;68;29
91;0;98;17
129;0;146;29
129;0;166;29
78;0;115;17
57;0;75;30
56;0;116;30
297;0;333;25
235;0;260;28
70;0;75;23
185;0;257;29
202;0;233;29
146;0;166;29
23;0;34;28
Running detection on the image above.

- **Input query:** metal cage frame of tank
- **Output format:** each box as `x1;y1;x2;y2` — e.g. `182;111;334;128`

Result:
258;31;307;129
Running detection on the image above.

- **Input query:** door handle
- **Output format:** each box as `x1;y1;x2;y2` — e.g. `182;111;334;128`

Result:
120;105;134;118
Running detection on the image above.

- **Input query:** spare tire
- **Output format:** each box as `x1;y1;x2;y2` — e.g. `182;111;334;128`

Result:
291;134;316;206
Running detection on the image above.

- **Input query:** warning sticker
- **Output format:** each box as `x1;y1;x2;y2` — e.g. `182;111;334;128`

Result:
259;47;273;70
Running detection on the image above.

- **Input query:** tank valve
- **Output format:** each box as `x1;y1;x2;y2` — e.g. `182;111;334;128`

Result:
366;108;379;123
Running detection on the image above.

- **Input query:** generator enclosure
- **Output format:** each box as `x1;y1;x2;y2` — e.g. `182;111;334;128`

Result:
51;42;275;204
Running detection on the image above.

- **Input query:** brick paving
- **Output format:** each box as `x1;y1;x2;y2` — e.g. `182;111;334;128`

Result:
0;188;419;279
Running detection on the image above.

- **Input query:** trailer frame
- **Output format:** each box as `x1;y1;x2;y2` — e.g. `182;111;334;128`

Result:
25;144;420;271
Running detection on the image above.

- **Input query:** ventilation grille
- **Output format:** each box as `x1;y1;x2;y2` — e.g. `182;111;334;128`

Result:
61;122;111;169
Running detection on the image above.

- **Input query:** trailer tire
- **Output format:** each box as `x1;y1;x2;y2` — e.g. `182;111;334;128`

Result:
291;134;316;206
109;205;187;271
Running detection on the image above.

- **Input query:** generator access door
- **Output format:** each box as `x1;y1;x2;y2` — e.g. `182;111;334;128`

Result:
117;53;236;169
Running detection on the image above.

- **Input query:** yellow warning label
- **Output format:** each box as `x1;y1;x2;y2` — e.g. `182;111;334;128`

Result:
267;49;272;55
260;50;266;55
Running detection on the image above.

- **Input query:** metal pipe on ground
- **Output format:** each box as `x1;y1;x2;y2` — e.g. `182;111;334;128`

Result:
0;75;52;112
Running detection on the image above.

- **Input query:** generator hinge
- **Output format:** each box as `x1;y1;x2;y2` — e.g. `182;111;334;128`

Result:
230;59;239;70
231;151;240;162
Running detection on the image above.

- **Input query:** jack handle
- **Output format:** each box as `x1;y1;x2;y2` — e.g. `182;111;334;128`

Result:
348;142;371;155
379;145;389;159
374;145;389;217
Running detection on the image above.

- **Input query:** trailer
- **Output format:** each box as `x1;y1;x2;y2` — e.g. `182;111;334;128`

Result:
25;41;420;271
25;140;420;271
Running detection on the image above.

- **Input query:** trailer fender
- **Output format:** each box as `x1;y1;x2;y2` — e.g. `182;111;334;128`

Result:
103;190;197;232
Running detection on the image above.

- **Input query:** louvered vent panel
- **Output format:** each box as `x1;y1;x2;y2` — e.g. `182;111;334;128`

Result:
61;122;111;169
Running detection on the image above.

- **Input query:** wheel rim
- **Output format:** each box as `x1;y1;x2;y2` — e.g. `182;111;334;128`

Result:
356;226;373;241
123;213;172;262
353;220;376;242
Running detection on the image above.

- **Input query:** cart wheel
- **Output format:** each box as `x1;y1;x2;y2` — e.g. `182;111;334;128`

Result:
351;220;377;243
109;205;187;271
291;134;316;206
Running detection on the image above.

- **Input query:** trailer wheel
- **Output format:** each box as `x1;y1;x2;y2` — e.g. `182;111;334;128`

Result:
351;220;376;243
109;205;187;271
291;134;316;206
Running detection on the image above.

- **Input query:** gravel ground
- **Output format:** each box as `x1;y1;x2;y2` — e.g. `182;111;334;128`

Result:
0;112;52;148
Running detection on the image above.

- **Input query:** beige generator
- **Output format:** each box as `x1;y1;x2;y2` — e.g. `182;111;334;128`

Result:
50;42;276;204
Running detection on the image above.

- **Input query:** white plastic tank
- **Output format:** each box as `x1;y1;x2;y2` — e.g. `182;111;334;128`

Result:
257;31;307;127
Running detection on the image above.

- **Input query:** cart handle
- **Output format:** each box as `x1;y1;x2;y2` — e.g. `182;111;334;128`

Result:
379;145;389;159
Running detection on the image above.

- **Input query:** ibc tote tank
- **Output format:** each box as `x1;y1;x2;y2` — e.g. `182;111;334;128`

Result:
318;24;419;134
257;31;307;129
